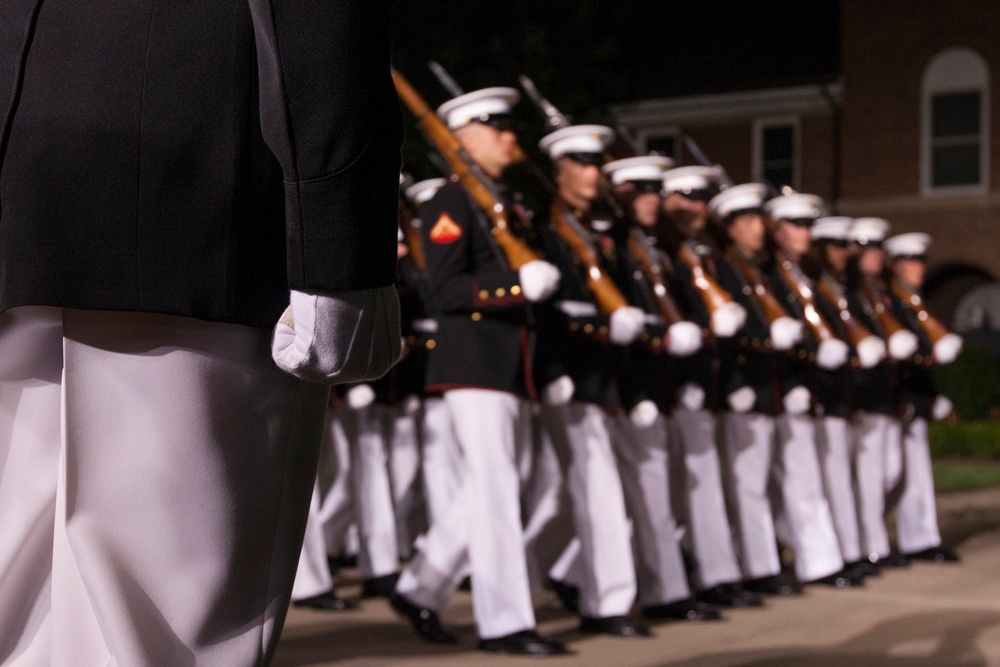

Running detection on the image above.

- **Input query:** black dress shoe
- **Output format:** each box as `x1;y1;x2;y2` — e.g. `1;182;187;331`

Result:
906;546;960;563
642;599;722;621
846;559;880;577
743;574;803;596
545;577;580;613
327;553;358;570
389;592;456;644
875;552;911;568
292;590;356;611
478;630;568;656
698;583;764;608
361;573;400;598
809;569;863;588
579;615;651;637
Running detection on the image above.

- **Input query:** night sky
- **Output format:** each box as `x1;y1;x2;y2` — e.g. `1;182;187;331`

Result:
392;1;839;102
391;0;840;174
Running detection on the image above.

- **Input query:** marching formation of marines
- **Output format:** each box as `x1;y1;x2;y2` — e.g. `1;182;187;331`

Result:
291;74;962;656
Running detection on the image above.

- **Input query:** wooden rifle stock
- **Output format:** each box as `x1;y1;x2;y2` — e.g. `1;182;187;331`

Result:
398;199;426;272
817;276;877;348
391;70;541;269
627;230;684;325
726;248;792;325
890;280;952;345
548;200;628;315
859;281;908;339
676;244;736;315
773;257;840;344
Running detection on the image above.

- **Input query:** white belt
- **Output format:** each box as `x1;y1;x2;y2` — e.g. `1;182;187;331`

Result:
644;313;665;326
411;318;439;333
557;300;599;318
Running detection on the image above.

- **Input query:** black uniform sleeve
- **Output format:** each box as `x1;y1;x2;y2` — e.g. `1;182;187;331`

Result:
847;290;882;336
668;260;711;329
890;290;937;418
248;0;402;292
767;268;813;396
716;262;750;397
419;185;526;315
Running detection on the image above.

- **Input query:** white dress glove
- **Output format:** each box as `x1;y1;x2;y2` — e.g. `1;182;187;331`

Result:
609;306;646;345
727;386;756;413
783;385;811;415
933;333;963;365
543;375;575;406
345;384;376;410
629;400;660;428
856;335;887;369
667;321;703;357
518;260;562;302
770;316;804;351
677;383;706;411
711;301;747;338
932;395;954;421
402;394;422;416
888;329;919;360
816;338;850;370
271;286;402;384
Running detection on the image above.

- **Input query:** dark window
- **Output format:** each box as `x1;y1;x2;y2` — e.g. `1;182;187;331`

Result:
646;135;676;161
761;124;796;189
931;91;982;187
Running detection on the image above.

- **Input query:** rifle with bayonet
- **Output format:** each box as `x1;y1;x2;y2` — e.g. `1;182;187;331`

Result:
391;68;542;269
517;74;710;319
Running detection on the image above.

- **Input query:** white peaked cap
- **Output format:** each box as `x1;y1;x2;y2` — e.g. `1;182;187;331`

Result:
437;87;520;130
811;216;853;241
850;217;891;245
884;232;932;259
538;124;615;160
764;193;825;221
662;165;719;194
602;155;673;185
708;183;768;221
405;177;448;206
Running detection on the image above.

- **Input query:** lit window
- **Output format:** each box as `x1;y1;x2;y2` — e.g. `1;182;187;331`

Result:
637;127;679;162
922;48;990;195
646;135;677;161
754;117;799;190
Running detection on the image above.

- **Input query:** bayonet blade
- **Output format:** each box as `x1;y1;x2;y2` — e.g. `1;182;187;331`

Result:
428;61;464;97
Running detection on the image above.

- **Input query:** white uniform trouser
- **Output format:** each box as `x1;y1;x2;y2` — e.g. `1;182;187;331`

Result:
884;416;905;497
612;413;690;607
0;307;327;667
671;408;743;589
338;404;400;580
852;412;893;560
527;403;636;617
418;397;463;530
396;389;535;639
773;414;844;582
387;398;424;560
292;479;335;600
815;416;863;564
318;410;357;557
521;413;574;592
895;417;942;554
721;412;781;579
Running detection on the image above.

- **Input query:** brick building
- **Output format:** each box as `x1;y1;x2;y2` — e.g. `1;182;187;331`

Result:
610;0;998;332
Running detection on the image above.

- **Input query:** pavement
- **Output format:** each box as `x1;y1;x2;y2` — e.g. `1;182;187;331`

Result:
273;488;1000;666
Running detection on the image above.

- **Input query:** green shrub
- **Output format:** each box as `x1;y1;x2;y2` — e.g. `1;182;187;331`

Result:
934;341;1000;421
933;460;1000;493
929;421;1000;459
